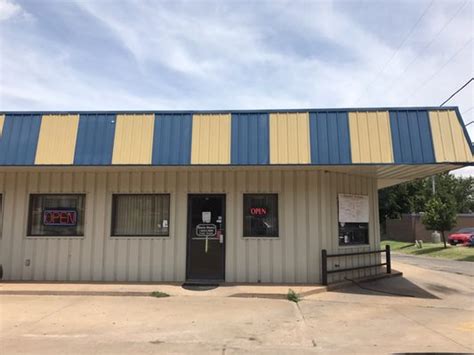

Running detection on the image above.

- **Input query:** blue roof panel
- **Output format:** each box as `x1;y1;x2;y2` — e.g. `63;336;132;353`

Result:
74;113;116;165
309;111;351;164
152;113;192;165
231;113;269;165
390;110;435;164
0;114;41;165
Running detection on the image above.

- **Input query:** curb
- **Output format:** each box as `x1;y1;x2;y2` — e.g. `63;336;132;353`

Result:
0;272;402;298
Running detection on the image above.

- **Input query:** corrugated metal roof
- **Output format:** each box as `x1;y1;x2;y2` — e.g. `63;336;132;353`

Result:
0;107;471;167
309;111;351;164
0;114;4;137
152;113;192;165
74;113;116;165
231;113;269;165
0;114;41;165
429;110;472;163
269;112;311;164
35;114;79;165
349;111;394;164
191;114;231;164
112;114;154;165
390;110;435;164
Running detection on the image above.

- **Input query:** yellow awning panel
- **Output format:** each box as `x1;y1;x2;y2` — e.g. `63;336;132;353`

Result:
349;111;394;164
112;114;155;165
191;114;231;164
429;110;473;163
269;112;311;164
0;114;4;138
35;114;79;165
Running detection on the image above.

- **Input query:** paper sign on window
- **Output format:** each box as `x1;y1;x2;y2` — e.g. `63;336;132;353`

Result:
338;194;369;223
202;211;211;223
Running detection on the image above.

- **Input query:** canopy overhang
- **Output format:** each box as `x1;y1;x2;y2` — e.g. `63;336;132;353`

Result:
1;107;472;190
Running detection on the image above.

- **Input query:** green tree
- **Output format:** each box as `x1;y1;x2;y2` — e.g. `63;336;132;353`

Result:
421;196;457;248
379;174;473;223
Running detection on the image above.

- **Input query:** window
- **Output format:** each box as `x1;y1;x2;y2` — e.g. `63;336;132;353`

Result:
338;194;369;246
28;194;85;237
338;223;369;245
243;194;278;237
111;194;170;236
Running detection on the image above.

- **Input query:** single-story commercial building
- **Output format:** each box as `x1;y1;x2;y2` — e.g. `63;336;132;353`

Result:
0;107;472;283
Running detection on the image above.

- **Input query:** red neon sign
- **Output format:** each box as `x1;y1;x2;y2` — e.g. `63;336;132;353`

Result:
43;209;77;226
249;207;267;217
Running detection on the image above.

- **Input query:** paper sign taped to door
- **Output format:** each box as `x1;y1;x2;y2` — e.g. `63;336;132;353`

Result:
202;211;211;223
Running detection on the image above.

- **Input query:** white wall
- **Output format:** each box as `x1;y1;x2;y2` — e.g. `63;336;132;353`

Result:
0;168;380;283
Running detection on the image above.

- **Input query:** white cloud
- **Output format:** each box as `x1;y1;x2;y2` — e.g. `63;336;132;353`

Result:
0;0;31;22
450;166;474;178
0;0;472;139
0;0;21;22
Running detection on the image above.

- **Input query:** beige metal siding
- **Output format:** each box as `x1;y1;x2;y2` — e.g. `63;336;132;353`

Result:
0;168;379;283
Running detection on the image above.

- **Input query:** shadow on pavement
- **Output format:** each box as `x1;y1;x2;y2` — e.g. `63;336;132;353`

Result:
332;276;439;299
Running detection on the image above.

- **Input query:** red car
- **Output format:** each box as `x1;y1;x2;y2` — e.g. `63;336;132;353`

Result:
448;228;474;246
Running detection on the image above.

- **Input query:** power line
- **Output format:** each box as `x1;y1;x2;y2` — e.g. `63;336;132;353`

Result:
352;0;434;105
381;0;469;98
440;78;473;106
403;37;472;103
462;107;474;115
466;121;474;126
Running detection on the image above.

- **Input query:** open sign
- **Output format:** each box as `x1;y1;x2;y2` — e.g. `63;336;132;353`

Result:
43;209;77;226
249;207;267;217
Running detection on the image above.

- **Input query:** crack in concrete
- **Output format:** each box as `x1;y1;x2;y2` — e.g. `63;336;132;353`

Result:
294;302;318;348
392;306;473;352
3;296;88;337
303;298;473;312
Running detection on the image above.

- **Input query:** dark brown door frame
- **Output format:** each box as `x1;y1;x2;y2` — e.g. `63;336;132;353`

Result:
185;194;226;281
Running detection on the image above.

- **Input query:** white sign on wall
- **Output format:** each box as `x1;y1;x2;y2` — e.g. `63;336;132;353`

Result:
338;194;369;223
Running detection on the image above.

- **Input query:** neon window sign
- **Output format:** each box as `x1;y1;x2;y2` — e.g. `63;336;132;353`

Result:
43;209;78;226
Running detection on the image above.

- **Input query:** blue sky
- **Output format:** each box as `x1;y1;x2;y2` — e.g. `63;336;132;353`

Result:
0;0;472;174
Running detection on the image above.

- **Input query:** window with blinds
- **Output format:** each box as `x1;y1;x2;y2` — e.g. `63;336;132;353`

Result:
111;194;170;236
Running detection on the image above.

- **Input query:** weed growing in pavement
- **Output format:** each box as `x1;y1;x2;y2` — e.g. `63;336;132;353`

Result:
287;289;301;303
150;291;170;298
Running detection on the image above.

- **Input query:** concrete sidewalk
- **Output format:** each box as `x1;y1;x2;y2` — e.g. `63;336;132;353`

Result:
0;281;328;299
1;261;472;354
0;270;403;299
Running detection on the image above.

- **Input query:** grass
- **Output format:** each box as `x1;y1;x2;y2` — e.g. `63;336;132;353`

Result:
381;240;474;262
150;291;170;298
287;289;301;303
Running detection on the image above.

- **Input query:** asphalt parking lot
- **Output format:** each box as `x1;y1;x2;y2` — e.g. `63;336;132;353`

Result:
1;260;473;354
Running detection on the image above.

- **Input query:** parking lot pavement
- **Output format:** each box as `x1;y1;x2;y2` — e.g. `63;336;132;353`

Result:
1;260;473;354
391;252;474;276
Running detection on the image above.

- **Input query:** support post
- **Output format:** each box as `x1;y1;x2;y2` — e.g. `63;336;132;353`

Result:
321;249;328;285
385;245;391;274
